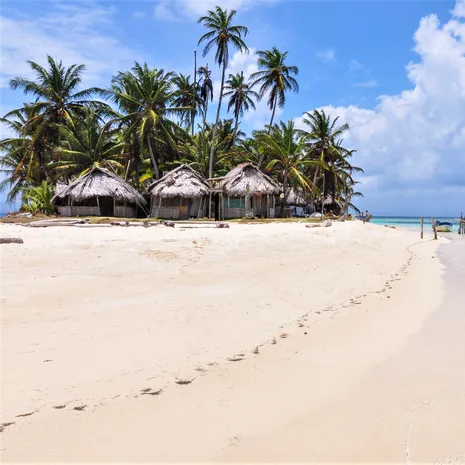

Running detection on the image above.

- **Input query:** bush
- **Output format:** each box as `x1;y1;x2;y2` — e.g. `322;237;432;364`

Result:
22;181;56;215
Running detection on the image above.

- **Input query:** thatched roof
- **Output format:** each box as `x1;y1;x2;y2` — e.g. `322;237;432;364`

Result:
315;195;342;208
221;163;280;197
52;167;146;207
146;164;209;198
282;187;313;206
54;181;68;196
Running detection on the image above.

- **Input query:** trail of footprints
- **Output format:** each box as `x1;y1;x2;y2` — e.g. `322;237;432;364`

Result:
1;247;418;435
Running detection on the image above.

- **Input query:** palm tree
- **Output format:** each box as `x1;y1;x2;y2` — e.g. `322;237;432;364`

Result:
7;56;104;180
179;119;243;177
223;71;258;146
53;110;125;180
197;64;213;130
22;180;55;214
255;120;318;215
198;6;249;178
104;62;187;179
172;73;203;132
297;109;351;203
250;47;299;138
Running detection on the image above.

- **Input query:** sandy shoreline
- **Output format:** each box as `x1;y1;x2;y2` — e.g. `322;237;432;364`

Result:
1;221;463;462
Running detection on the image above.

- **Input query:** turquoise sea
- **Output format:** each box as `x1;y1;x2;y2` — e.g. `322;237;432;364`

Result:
370;216;461;233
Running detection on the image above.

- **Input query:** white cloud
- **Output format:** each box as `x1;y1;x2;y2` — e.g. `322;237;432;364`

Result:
317;49;335;63
0;3;140;88
352;80;379;88
348;59;364;71
296;2;465;215
154;0;278;20
452;0;465;18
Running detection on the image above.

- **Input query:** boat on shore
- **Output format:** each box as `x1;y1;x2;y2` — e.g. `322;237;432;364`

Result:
435;220;453;232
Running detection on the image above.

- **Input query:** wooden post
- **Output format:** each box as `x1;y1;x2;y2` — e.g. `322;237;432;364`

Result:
96;196;101;216
432;217;437;240
208;192;212;220
420;216;424;239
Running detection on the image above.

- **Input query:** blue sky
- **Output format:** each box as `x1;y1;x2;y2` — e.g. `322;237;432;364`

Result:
1;0;465;216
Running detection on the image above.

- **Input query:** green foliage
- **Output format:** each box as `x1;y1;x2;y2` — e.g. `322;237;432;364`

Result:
23;181;55;215
0;9;362;215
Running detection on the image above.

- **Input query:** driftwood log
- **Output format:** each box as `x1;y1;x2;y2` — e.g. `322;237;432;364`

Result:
0;238;24;244
26;219;87;227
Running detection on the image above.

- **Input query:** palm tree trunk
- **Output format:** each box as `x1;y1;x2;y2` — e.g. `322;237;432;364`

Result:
269;95;278;128
258;95;278;169
279;176;289;217
192;50;197;137
232;110;239;148
203;100;208;131
208;62;226;178
146;134;160;179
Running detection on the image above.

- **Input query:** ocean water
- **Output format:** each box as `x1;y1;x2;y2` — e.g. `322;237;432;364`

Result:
370;217;461;233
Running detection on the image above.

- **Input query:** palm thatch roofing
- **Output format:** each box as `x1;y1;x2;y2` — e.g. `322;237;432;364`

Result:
282;187;312;206
52;166;146;207
146;164;210;198
315;195;342;208
220;163;280;197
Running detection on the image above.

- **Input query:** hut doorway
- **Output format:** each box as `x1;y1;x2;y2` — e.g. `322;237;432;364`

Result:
99;196;114;217
213;192;220;221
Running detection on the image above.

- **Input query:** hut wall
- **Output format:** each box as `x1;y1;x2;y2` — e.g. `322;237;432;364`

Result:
72;206;100;216
57;206;72;216
189;197;207;218
114;205;136;218
150;196;206;220
57;206;100;216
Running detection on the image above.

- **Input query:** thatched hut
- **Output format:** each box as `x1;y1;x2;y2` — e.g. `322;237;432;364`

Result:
219;163;280;219
52;166;147;217
277;187;316;217
315;195;342;215
146;164;210;220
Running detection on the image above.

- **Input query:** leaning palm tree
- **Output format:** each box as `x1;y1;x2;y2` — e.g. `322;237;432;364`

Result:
255;120;319;215
250;47;299;133
197;64;214;130
197;6;249;178
223;71;258;147
7;56;105;180
104;62;188;179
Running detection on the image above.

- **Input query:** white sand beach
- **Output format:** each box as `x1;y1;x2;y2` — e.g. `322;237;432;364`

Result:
1;221;463;462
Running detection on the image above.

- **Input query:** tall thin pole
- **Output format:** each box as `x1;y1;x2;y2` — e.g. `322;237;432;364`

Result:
192;50;197;137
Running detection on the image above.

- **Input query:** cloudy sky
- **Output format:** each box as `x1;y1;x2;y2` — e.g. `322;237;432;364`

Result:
1;0;465;216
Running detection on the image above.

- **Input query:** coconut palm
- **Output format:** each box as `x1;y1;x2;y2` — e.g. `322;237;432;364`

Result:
197;64;214;130
0;109;47;202
7;56;105;180
198;6;249;178
53;110;125;180
171;73;203;133
255;120;318;214
223;71;258;147
297;109;351;203
250;47;299;133
104;62;188;179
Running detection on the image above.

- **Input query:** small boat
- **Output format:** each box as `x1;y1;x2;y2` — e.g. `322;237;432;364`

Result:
435;221;453;232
